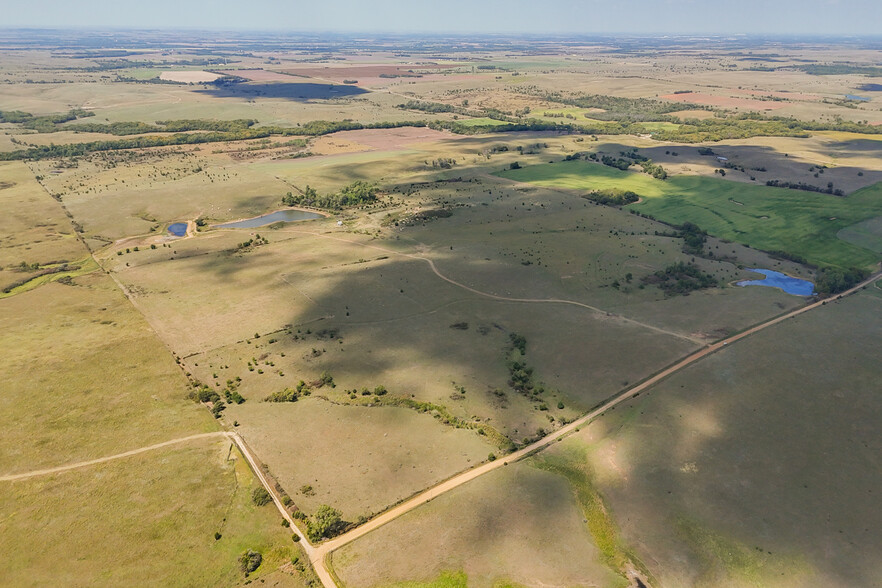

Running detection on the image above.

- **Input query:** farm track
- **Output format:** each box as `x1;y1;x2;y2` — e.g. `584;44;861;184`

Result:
0;432;229;482
285;229;705;345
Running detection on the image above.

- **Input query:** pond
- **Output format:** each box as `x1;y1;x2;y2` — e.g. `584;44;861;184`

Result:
737;269;815;296
217;209;323;229
845;94;871;102
167;222;188;237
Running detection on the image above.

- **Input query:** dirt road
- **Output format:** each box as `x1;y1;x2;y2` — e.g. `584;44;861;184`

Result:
305;268;880;585
0;432;229;482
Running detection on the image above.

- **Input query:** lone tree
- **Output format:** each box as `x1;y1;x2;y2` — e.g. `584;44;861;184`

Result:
238;549;262;574
307;504;345;541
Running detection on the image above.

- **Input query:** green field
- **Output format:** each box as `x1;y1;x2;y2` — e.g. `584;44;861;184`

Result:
500;160;882;269
837;215;882;254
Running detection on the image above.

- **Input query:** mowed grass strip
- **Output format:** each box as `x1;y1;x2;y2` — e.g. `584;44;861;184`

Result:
499;160;882;269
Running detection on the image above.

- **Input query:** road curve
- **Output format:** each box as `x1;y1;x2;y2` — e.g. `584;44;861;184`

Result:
287;229;703;345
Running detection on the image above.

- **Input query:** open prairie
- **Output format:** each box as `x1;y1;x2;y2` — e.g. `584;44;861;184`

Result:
0;158;302;586
2;29;881;588
568;286;882;588
331;455;628;588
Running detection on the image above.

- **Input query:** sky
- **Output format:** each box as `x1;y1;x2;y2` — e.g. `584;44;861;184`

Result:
3;0;881;35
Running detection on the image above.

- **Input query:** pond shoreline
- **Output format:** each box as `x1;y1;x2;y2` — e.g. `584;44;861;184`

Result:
735;268;816;296
213;207;330;229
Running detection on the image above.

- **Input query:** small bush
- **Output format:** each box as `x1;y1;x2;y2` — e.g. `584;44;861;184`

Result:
238;549;262;574
251;487;272;506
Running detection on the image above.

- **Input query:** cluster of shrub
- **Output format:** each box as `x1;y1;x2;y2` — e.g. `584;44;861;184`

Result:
0;108;94;132
765;179;844;196
190;379;245;418
264;371;334;402
583;189;640;206
0;118;425;161
236;234;268;251
524;90;689;121
677;222;708;255
305;505;346;542
815;266;869;295
641;262;718;296
281;181;378;209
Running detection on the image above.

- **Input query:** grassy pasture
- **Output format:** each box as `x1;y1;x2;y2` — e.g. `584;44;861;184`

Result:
330;457;626;588
574;287;882;587
0;440;299;587
0;274;215;473
0;162;86;289
836;215;882;253
501;159;882;269
231;398;495;521
0;159;301;585
34;150;295;242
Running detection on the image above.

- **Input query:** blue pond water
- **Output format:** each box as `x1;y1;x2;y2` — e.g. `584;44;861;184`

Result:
217;209;323;229
737;269;815;296
845;94;870;102
167;222;188;237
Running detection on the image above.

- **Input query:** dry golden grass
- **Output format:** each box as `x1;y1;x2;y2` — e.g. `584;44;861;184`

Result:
331;457;626;588
0;273;215;473
0;440;300;587
232;398;494;520
0;162;86;289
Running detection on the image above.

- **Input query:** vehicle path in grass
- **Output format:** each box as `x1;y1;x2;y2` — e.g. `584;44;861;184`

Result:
0;432;229;482
285;229;704;345
307;267;880;586
0;430;316;549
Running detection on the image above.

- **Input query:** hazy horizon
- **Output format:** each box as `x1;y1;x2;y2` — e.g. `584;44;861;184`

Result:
4;0;881;36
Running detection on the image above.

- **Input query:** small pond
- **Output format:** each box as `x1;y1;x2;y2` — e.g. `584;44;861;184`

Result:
167;222;188;237
217;209;323;229
737;268;815;296
845;94;870;102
